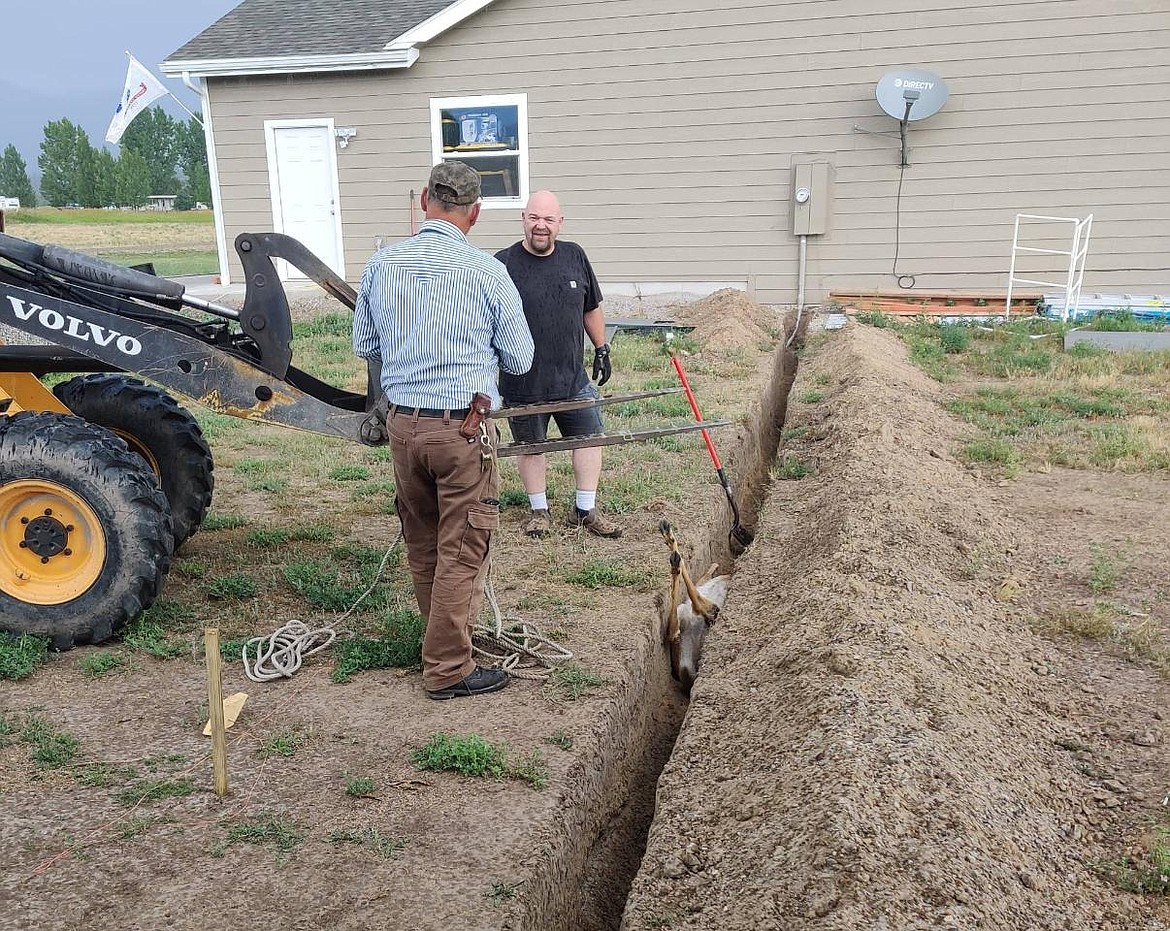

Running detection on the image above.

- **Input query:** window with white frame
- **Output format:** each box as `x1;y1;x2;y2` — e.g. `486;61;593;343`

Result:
430;94;528;208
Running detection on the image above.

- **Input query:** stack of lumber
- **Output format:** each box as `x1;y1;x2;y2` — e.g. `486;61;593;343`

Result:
829;291;1041;317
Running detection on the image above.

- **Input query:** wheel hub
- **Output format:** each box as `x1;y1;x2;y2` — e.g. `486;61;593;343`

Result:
22;511;72;560
0;480;105;605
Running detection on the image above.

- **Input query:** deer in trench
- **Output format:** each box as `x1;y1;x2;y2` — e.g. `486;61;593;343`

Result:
659;520;731;692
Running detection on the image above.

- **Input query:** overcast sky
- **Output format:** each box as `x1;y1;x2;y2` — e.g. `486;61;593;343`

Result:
2;0;241;177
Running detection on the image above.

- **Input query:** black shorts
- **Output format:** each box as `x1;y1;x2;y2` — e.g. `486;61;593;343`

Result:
506;383;603;444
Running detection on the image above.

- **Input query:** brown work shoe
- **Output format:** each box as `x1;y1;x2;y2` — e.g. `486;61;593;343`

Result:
523;508;552;538
570;507;623;539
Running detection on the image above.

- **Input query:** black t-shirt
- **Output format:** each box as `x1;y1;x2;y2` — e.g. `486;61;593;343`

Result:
495;241;603;404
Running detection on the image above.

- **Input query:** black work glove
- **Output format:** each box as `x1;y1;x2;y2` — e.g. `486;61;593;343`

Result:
591;343;612;387
359;395;390;446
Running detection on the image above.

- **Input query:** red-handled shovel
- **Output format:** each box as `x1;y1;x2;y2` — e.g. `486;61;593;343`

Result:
671;354;754;549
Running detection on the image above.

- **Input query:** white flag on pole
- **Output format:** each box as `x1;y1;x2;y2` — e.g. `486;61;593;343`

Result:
105;54;170;145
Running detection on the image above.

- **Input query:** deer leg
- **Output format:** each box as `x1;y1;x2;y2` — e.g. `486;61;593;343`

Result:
678;558;718;621
667;552;682;643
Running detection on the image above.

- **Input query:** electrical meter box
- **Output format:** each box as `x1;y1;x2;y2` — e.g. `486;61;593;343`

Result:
791;161;835;236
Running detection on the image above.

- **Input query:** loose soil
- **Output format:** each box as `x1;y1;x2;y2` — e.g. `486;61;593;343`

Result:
622;323;1170;930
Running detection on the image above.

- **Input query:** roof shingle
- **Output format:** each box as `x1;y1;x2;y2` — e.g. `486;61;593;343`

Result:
165;0;457;62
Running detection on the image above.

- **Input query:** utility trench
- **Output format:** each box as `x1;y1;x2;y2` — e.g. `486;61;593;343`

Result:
509;324;800;931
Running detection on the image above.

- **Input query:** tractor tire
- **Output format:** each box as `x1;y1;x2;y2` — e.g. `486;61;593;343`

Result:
54;374;214;549
0;412;173;650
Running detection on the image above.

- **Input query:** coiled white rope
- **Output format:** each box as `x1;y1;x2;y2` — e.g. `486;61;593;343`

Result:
241;533;403;683
242;620;336;682
472;567;573;681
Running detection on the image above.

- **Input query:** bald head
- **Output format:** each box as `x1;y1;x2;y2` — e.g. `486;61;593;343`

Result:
521;190;564;256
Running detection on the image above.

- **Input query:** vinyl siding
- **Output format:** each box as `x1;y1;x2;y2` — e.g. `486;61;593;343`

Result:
206;0;1170;303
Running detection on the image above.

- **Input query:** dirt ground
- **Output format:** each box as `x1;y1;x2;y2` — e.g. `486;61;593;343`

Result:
4;297;1169;930
622;323;1170;929
0;292;785;931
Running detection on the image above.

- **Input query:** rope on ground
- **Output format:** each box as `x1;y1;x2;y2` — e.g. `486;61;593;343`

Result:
241;532;403;683
472;564;573;681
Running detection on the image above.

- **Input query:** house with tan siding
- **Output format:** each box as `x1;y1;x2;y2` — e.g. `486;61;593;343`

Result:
161;0;1170;306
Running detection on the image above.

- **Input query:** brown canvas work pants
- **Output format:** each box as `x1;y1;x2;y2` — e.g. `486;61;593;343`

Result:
387;409;500;691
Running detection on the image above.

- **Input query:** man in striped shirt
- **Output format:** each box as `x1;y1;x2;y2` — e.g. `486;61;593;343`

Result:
353;161;534;701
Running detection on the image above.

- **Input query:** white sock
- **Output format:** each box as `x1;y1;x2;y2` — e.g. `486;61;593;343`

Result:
575;489;597;513
528;492;548;512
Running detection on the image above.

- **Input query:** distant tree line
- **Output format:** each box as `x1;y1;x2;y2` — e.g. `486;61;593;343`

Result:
0;107;210;211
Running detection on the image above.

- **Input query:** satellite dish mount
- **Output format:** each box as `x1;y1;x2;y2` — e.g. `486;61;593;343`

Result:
875;70;949;167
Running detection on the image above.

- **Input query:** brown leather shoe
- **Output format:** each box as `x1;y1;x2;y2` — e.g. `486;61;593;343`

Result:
426;665;510;700
522;508;551;538
570;507;623;539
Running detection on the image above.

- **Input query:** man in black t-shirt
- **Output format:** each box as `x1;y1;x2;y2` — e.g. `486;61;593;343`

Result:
496;190;622;539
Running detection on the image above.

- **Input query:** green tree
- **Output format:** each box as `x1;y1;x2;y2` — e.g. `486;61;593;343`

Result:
175;115;211;208
38;118;95;206
0;144;37;206
114;149;151;208
75;141;98;208
93;149;117;208
119;106;178;195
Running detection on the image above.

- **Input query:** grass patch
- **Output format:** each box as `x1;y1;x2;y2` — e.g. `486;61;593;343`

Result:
207;573;259;601
122;603;192;658
284;546;398;614
544;730;574;751
74;763;137;789
244;528;291;547
854;310;896;328
550;663;606;700
1088;544;1124;595
343;773;377;798
329;827;405;859
218;815;304;862
411;733;508;780
257;730;307;759
1098;825;1170;894
20;713;80;769
330;609;425;683
116;777;198;806
116;815;172;840
329;464;370;482
797;389;824;404
92;250;218;277
0;633;50;680
773;456;811;480
499;488;529;508
77;651;126;678
507;751;551;790
564;559;651;589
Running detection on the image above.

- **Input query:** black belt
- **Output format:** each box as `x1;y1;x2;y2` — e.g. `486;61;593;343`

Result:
389;404;470;419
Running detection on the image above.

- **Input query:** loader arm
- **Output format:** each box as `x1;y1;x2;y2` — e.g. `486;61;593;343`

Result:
0;280;368;440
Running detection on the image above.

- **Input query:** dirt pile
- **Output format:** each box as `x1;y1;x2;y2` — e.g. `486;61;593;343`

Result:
672;289;781;353
621;324;1169;930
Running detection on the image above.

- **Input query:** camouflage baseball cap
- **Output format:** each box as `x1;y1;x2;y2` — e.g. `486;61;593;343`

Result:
427;161;481;206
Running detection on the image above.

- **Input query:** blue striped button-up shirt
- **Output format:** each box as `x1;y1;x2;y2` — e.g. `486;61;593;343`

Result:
353;219;534;410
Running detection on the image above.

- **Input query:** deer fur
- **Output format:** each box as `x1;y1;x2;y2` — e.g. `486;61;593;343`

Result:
659;520;731;692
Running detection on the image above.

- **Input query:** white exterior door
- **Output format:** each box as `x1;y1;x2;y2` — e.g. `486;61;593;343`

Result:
265;121;344;280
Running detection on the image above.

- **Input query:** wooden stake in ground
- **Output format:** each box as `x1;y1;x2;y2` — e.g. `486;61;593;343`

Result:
204;628;229;796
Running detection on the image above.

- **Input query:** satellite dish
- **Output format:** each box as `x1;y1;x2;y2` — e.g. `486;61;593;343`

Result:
876;70;949;122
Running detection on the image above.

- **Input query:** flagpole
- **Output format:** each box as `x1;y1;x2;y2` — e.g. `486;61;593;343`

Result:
165;91;204;127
